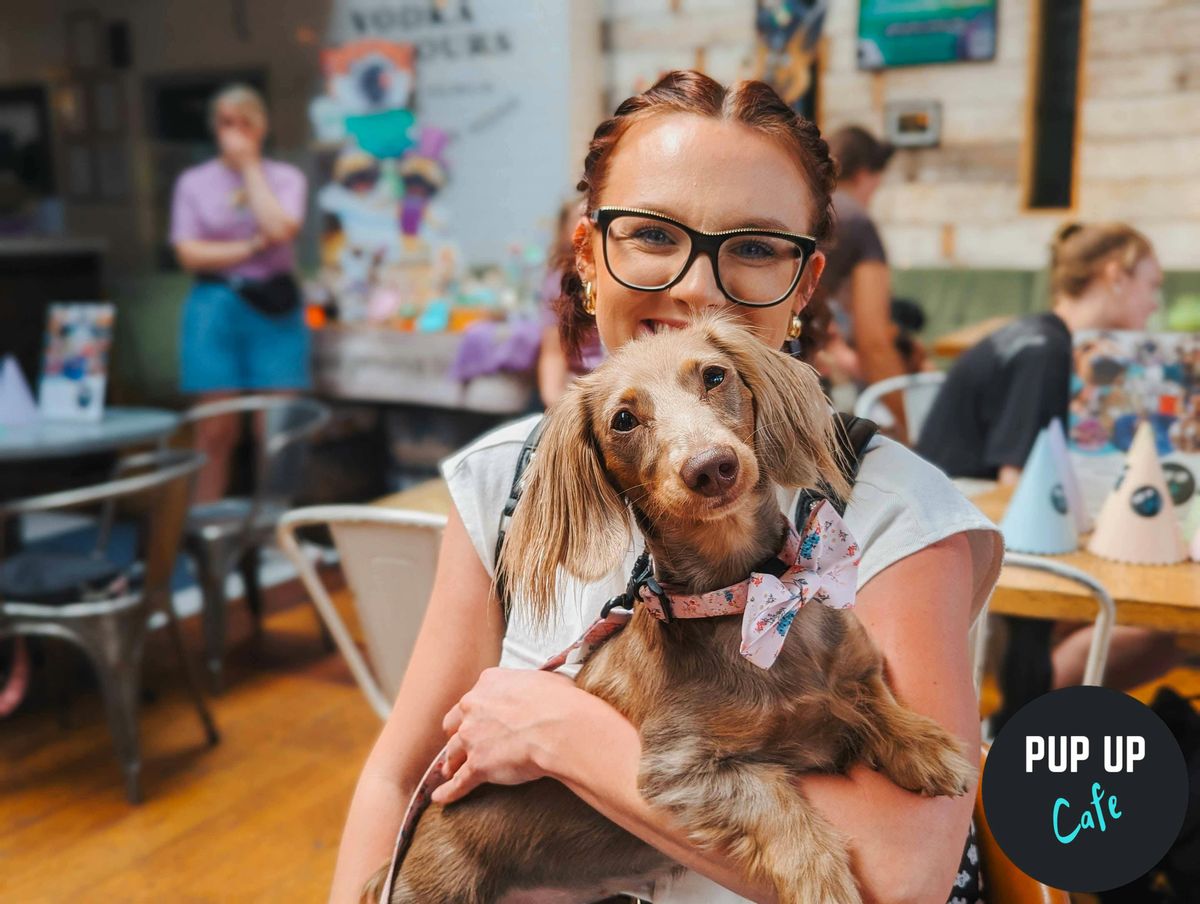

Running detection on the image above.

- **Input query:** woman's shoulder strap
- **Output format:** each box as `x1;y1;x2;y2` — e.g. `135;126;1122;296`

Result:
492;416;548;574
793;412;879;525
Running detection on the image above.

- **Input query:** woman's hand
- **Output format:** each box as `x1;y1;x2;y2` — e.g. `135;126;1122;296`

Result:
218;124;261;171
432;667;588;804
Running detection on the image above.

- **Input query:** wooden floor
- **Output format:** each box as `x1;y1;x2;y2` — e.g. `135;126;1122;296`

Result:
1;573;381;903
4;574;1199;903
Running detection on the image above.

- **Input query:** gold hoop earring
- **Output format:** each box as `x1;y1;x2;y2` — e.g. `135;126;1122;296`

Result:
787;312;804;340
582;281;596;316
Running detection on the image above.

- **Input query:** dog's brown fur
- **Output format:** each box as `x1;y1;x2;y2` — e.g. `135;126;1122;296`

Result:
376;318;975;904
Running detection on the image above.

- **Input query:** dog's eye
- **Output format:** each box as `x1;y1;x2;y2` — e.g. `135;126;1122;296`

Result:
702;367;726;390
611;410;639;432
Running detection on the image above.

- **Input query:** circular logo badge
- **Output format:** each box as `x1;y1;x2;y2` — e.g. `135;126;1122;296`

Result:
1163;462;1196;507
1050;483;1068;515
982;687;1187;892
1129;486;1163;518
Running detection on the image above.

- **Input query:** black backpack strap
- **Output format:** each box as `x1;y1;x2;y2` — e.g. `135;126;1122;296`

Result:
493;417;547;614
793;412;879;526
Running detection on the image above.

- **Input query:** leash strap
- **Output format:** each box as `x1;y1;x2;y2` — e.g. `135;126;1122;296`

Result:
377;589;638;901
793;413;878;525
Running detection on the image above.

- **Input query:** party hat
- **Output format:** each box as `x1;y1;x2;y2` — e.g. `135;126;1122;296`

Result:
1000;428;1079;554
1046;417;1090;532
1185;500;1200;560
1088;421;1188;565
0;355;38;427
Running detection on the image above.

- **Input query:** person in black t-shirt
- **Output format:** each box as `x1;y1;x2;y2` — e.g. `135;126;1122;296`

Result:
917;311;1074;480
918;222;1162;484
918;222;1172;734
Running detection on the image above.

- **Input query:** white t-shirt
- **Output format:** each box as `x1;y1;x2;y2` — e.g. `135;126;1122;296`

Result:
440;413;1002;903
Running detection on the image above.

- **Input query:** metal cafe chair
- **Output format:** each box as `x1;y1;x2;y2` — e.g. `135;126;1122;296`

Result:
180;395;331;693
0;449;219;803
853;371;946;446
973;552;1117;742
277;506;447;720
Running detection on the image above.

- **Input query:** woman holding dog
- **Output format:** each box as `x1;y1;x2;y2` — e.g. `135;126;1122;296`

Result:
333;72;1001;904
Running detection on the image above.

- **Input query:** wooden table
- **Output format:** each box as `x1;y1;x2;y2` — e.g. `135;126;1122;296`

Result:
974;486;1200;632
933;316;1013;359
372;479;1200;632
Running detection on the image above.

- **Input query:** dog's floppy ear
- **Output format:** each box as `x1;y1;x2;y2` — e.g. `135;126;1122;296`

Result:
705;321;850;501
497;383;629;625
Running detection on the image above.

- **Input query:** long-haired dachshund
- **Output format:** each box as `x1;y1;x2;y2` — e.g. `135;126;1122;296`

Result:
379;318;974;904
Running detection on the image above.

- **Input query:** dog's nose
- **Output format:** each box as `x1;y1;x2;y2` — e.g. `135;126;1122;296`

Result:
681;447;739;497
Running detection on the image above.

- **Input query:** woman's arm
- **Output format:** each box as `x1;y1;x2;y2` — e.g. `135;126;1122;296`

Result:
438;533;979;904
175;237;265;274
241;160;303;244
328;505;505;903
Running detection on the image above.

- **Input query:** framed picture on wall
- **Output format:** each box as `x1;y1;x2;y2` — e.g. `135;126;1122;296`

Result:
858;0;997;70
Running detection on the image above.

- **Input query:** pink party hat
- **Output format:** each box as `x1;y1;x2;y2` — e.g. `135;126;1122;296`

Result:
1000;427;1079;554
1088;421;1188;565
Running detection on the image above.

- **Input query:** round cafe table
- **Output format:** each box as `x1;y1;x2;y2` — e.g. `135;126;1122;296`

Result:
0;407;180;463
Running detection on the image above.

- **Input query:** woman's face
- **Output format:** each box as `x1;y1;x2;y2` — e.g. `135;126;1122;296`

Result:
213;100;266;149
1110;254;1163;331
575;114;825;353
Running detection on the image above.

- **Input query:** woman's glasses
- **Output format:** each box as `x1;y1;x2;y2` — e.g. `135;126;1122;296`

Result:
590;207;817;308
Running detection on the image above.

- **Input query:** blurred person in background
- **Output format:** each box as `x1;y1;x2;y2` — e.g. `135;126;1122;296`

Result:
536;198;604;407
918;221;1161;484
917;221;1170;733
817;125;910;437
171;84;308;502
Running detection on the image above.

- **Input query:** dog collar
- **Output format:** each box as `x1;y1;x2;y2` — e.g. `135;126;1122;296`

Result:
635;500;860;669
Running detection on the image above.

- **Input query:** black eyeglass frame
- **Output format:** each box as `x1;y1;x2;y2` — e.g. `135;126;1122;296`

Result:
589;206;818;308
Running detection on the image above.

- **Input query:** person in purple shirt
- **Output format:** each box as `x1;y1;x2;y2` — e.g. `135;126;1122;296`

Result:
171;84;308;501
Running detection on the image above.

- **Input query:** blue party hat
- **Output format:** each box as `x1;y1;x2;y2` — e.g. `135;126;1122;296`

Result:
1001;427;1079;554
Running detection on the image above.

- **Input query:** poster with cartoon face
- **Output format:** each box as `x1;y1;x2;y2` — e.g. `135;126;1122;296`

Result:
38;303;114;422
1070;330;1200;525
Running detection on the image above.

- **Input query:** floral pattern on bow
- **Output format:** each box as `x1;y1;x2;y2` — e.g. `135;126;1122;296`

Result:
739;500;859;669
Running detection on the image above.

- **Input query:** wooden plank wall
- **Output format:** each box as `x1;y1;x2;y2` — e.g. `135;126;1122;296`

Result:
600;0;1200;273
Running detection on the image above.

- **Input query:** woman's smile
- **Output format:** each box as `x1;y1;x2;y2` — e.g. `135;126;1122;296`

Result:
636;318;690;338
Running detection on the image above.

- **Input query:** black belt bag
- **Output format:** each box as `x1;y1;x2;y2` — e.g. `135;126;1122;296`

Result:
198;272;301;317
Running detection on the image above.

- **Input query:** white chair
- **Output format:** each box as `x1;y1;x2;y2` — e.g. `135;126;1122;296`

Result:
974;553;1117;742
277;506;447;720
852;371;946;445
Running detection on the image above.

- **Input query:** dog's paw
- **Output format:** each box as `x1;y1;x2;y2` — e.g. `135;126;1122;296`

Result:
906;740;976;798
780;866;863;904
877;724;976;799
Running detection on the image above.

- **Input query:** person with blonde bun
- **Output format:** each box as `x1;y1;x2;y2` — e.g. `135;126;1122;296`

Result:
918;221;1161;484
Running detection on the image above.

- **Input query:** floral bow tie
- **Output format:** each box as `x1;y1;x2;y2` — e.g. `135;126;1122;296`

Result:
739;500;859;668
